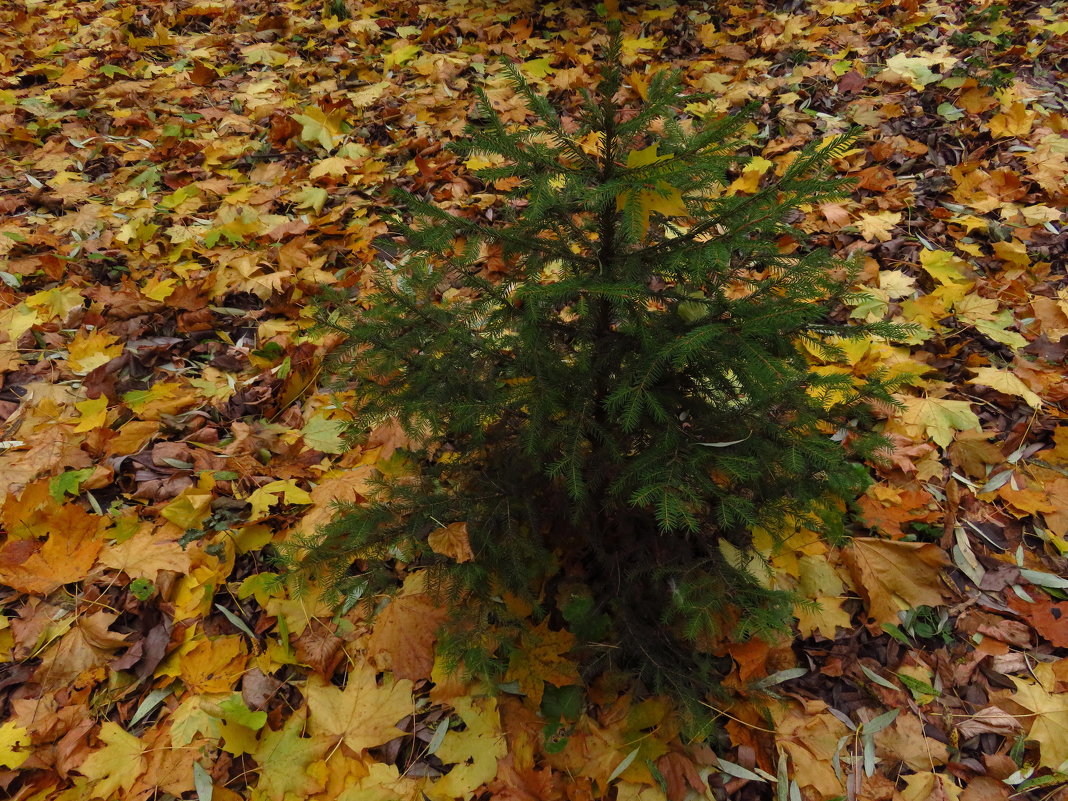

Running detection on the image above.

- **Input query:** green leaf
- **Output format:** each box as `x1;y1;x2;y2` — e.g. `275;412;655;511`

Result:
859;708;899;735
936;103;964;121
218;694;268;731
129;578;156;601
294;186;328;215
607;747;640;783
49;467;95;502
301;415;347;454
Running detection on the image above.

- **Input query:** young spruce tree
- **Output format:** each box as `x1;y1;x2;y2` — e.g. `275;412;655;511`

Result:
297;32;902;720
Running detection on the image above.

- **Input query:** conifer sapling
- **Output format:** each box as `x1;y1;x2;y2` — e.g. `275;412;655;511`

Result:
294;31;904;716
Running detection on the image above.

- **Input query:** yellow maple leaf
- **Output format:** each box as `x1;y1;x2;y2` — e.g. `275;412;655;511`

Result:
77;722;147;799
337;762;424;801
968;366;1042;409
122;381;197;420
305;664;414;752
73;395;109;433
293;106;348;151
98;523;192;583
899;771;962;800
918;250;972;286
772;699;848;797
897;395;981;448
1011;662;1068;770
855;210;901;242
246;479;313;520
252;712;329;801
430;696;507;799
1018;204;1063;226
0;504;105;595
794;555;852;639
0;302;40;339
160;486;214;531
179;635;248;695
819;0;861;14
727;155;774;195
384;43;421;69
26;286;84;321
626;144;671;169
308;156;355;179
615;145;689;236
0;721;30;769
881;52;947;90
989;102;1035;139
142;276;178;301
878;269;916;299
348;80;390;108
973;311;1028;351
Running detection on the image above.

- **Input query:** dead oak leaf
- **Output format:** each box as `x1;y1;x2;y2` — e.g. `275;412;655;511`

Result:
1006;593;1068;648
306;663;413;752
874;712;948;771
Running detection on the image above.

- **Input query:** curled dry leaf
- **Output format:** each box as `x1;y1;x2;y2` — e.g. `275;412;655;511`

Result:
956;706;1024;740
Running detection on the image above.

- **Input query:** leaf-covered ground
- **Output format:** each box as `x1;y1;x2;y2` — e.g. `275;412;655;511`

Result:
0;0;1066;799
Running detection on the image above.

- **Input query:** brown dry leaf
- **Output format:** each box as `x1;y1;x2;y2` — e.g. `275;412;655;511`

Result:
948;429;1005;479
960;775;1011;801
427;521;475;563
874;712;948;771
33;611;129;691
0;426;92;503
773;699;848;798
656;751;704;801
842;538;952;629
367;573;446;681
291;617;346;678
1006;593;1068;648
134;724;197;798
956;706;1023;740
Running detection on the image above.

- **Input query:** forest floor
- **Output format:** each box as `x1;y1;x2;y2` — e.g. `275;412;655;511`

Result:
0;0;1067;799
